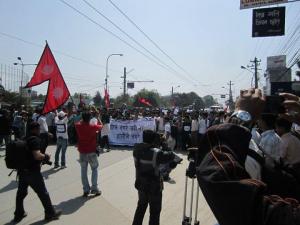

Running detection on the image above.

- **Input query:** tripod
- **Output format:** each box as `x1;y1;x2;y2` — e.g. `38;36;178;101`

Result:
182;168;200;225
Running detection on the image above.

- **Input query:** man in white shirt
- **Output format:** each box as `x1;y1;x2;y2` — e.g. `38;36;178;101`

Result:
54;111;68;169
164;117;175;151
157;112;165;134
258;114;283;164
191;113;199;147
198;112;209;142
35;108;52;153
275;118;300;167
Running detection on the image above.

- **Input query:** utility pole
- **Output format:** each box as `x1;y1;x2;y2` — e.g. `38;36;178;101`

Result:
228;81;234;111
250;57;261;88
123;67;126;97
171;86;174;97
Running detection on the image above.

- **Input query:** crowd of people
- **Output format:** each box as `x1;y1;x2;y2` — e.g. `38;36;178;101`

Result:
2;89;300;224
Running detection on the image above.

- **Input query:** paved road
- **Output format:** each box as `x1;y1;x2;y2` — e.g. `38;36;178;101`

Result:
0;145;216;225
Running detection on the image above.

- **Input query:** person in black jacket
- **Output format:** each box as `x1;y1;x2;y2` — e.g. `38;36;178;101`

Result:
132;130;175;225
14;122;61;223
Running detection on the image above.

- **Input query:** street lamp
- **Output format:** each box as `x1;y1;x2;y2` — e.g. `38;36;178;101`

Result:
171;85;180;96
241;65;254;75
105;53;123;91
13;57;37;104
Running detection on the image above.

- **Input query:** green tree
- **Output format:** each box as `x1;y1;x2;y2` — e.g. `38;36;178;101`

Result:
93;91;102;107
114;94;133;108
133;89;161;107
173;92;203;108
203;95;217;108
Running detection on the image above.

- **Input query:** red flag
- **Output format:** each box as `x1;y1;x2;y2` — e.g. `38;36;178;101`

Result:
42;73;70;114
25;43;70;114
104;89;110;109
25;43;59;88
138;97;152;106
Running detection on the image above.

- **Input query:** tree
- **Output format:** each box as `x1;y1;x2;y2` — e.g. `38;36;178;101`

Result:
173;92;203;108
203;95;217;108
133;89;161;107
113;94;133;108
93;91;102;107
194;98;205;110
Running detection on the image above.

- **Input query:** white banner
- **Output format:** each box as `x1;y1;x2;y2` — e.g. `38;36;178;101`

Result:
109;117;156;146
240;0;288;9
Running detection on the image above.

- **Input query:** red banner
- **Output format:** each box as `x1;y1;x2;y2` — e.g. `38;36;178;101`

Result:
139;97;152;106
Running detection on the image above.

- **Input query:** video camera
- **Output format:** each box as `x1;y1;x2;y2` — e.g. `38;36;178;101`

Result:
186;147;198;179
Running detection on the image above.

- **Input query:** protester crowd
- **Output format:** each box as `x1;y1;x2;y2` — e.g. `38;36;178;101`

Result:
2;89;300;224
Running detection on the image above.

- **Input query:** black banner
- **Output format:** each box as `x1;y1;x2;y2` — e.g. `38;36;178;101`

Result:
252;6;285;37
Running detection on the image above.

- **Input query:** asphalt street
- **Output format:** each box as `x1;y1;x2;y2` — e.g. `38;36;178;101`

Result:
0;144;216;225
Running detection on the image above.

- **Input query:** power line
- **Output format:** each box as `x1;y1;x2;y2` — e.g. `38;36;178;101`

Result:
82;0;192;83
59;0;194;85
0;31;122;74
106;0;196;81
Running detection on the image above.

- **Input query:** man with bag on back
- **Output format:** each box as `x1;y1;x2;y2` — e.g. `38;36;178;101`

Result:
12;122;61;223
132;130;175;225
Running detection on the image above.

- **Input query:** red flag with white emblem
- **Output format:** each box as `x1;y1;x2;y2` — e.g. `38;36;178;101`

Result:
25;43;57;88
25;42;70;114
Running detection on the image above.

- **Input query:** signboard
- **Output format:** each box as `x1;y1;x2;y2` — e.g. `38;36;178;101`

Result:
109;117;156;146
127;82;134;89
240;0;288;10
252;6;285;37
220;95;226;99
267;55;286;69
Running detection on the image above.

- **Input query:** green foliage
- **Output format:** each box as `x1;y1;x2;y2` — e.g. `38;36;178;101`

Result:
203;95;217;107
93;91;102;107
113;94;133;108
173;92;204;108
132;89;161;107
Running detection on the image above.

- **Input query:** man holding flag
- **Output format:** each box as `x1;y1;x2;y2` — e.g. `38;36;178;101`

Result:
14;42;68;223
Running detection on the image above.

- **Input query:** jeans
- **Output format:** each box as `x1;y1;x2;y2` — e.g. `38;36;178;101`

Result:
79;153;99;193
132;190;162;225
55;138;68;166
15;170;55;216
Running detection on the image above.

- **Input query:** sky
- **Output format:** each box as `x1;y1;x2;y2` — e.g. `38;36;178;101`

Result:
0;0;299;103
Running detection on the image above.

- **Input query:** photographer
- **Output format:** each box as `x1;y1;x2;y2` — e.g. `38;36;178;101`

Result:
196;89;300;225
132;130;175;225
14;122;61;223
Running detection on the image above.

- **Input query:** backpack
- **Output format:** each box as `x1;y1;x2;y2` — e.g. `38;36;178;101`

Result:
5;139;29;170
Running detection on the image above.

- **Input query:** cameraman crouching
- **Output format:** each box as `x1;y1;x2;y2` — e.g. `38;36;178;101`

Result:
132;130;175;225
14;122;61;223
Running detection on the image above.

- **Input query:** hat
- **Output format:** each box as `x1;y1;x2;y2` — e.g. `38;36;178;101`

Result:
58;111;66;117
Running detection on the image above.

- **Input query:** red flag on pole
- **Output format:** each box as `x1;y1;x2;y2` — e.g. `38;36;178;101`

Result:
25;42;70;114
25;43;58;88
104;89;110;109
138;97;152;106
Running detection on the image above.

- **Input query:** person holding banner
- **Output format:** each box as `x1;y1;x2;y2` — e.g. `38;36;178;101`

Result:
100;108;111;152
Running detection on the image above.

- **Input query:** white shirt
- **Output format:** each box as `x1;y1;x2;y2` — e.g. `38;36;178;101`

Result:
246;139;263;180
158;117;164;131
101;123;110;137
37;115;48;134
280;132;300;166
90;117;98;125
259;130;283;163
198;118;209;134
55;116;68;139
191;119;199;132
164;122;171;137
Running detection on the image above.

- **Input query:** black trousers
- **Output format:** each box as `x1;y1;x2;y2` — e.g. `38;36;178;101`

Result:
15;170;55;216
100;135;110;149
40;133;49;153
132;190;162;225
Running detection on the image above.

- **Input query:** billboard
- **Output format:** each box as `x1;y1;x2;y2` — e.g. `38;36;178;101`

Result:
240;0;288;10
252;6;285;37
267;55;286;69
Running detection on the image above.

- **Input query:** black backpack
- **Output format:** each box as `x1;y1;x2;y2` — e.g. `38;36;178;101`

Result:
5;139;29;170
